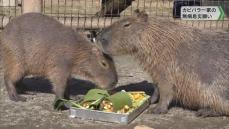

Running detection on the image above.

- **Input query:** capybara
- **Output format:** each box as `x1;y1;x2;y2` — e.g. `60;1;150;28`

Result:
96;0;135;17
0;13;118;103
96;10;229;117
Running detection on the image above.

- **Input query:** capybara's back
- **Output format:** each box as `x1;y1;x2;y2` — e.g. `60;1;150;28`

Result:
96;10;229;117
1;13;77;75
1;13;117;103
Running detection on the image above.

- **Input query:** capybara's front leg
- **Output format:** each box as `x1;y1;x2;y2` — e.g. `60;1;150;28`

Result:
4;75;26;102
48;68;70;100
49;78;68;101
153;81;174;114
150;85;159;104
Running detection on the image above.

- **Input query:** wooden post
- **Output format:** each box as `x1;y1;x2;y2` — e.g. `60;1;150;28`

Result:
22;0;42;14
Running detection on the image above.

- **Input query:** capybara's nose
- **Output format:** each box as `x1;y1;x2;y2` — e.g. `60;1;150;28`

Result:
101;38;106;42
110;72;118;86
104;78;117;90
111;79;118;87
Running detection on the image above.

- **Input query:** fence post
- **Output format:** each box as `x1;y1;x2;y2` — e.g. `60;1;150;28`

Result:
22;0;43;14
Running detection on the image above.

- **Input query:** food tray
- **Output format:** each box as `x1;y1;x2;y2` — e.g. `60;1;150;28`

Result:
69;98;150;124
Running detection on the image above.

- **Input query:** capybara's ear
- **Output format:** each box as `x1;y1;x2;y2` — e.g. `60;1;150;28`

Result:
134;9;148;22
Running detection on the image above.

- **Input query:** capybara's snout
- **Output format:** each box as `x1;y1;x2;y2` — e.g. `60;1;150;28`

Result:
93;66;118;90
96;36;110;54
92;77;117;90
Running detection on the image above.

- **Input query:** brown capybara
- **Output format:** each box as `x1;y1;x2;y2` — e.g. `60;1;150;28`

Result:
0;13;118;103
96;10;229;117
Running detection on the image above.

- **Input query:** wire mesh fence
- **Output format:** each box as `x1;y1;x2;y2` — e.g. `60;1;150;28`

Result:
0;0;229;30
0;0;22;16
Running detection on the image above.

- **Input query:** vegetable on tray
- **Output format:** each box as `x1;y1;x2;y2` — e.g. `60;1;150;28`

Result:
54;89;150;114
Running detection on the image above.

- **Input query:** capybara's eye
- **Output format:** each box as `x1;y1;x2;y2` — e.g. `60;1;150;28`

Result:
100;60;109;69
101;38;106;41
122;21;131;28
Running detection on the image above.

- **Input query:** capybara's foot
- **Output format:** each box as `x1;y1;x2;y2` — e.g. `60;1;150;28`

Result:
9;94;26;102
146;105;168;114
196;108;221;117
153;105;168;114
53;97;69;110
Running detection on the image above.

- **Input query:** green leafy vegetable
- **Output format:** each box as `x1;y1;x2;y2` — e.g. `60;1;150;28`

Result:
81;89;110;108
105;91;132;111
53;89;150;114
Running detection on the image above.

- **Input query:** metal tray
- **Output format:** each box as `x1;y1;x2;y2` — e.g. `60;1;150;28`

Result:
69;98;150;124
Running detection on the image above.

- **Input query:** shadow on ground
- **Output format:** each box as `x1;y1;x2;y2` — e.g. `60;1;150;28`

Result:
18;77;157;99
20;77;96;95
111;80;156;96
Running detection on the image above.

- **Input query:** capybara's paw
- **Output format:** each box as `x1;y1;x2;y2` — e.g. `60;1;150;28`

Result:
9;94;26;102
147;105;168;114
53;97;69;110
153;105;168;114
196;108;221;117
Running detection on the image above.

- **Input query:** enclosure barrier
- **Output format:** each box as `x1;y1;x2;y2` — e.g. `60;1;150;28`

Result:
0;15;120;29
0;0;229;30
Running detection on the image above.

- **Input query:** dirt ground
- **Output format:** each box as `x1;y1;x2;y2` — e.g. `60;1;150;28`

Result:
0;54;229;129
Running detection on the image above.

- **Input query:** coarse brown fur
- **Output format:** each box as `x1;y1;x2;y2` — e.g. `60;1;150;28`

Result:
96;10;229;117
0;13;118;103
